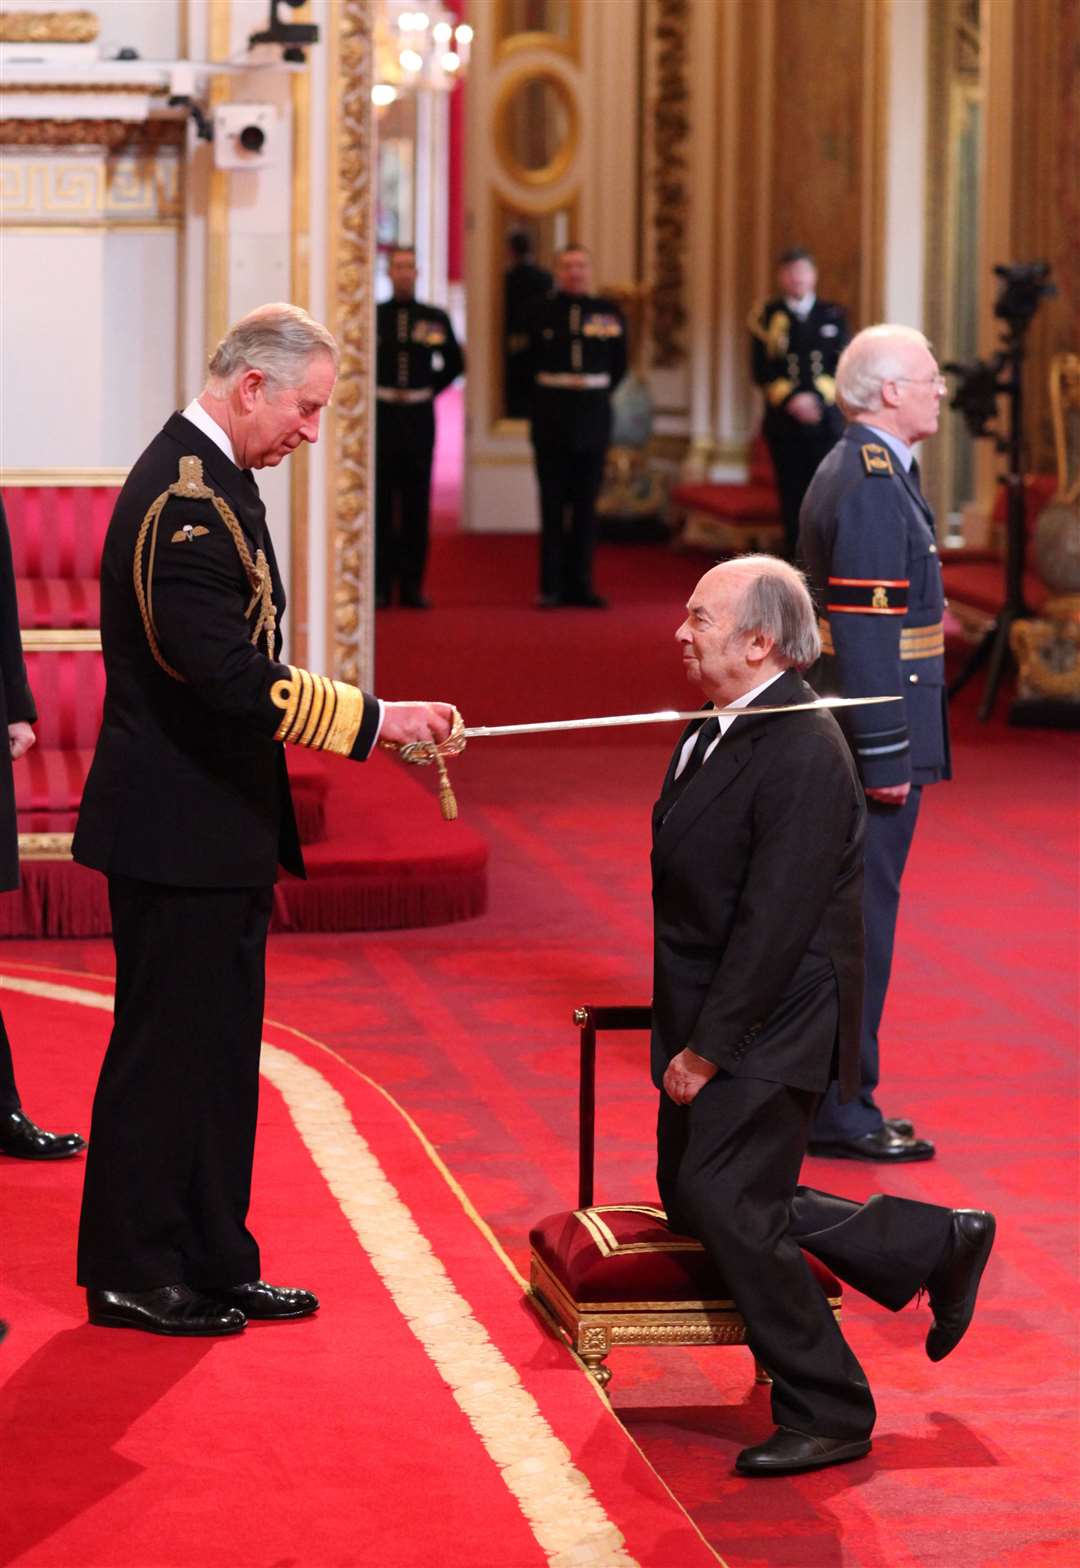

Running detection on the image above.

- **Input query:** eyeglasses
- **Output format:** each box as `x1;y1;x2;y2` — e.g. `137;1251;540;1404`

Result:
892;375;948;393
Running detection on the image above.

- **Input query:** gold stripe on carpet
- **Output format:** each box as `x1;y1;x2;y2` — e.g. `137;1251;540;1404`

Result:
259;1041;641;1568
0;973;640;1568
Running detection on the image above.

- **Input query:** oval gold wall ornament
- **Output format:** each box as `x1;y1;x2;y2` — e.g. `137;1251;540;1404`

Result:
493;67;579;188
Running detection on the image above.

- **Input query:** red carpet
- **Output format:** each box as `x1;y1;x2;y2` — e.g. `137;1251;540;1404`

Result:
3;532;1079;1565
0;965;720;1568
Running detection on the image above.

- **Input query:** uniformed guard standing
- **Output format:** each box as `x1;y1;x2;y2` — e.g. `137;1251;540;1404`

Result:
750;248;850;560
799;324;950;1164
375;246;464;609
527;244;627;608
73;304;454;1336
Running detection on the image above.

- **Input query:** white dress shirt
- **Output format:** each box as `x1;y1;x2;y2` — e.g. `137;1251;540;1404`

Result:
673;670;788;779
181;397;237;466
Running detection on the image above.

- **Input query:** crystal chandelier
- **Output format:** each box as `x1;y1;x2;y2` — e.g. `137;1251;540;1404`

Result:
372;0;474;105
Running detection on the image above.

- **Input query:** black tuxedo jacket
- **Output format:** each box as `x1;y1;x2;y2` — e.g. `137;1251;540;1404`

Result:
73;414;376;888
0;498;36;892
650;669;865;1099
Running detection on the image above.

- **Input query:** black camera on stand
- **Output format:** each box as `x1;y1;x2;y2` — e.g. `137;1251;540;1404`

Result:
249;0;318;64
942;262;1056;720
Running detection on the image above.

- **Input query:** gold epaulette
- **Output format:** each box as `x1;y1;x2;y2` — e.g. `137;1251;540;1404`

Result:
861;443;894;477
134;455;277;682
746;300;770;345
270;666;366;757
814;373;837;405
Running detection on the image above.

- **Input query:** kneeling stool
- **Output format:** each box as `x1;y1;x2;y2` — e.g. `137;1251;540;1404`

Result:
527;1004;843;1388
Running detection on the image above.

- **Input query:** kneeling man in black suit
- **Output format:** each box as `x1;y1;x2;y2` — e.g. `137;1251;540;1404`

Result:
651;555;994;1475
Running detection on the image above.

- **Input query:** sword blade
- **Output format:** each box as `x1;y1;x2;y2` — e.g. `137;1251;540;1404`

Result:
462;695;900;739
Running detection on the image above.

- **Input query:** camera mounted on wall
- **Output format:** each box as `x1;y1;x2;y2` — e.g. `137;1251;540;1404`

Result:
248;0;318;64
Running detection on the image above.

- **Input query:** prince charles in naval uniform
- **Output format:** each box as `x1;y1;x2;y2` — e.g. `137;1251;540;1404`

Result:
74;304;454;1337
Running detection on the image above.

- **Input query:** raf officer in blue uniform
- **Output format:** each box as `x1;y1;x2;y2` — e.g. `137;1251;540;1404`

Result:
750;248;850;561
375;246;464;609
799;325;950;1162
527;245;627;608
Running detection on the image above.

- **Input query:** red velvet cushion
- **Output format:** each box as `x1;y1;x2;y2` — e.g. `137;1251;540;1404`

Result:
530;1205;841;1305
671;482;781;522
16;576;100;629
4;485;117;578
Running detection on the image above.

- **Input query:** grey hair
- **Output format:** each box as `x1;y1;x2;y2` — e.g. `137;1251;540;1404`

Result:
729;554;821;670
835;324;931;417
207;302;339;392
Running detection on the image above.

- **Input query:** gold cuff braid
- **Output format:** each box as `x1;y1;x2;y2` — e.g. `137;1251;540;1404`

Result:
271;666;365;756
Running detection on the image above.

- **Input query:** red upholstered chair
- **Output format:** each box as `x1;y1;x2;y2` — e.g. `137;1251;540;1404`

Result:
528;1005;843;1388
4;479;117;628
669;433;784;555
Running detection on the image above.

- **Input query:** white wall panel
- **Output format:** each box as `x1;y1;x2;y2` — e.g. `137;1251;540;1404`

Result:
1;230;107;467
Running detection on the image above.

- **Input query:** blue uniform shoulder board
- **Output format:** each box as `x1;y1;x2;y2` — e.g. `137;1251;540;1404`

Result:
861;443;894;477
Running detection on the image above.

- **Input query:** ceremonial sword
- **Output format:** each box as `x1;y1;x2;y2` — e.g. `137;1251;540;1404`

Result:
388;696;902;820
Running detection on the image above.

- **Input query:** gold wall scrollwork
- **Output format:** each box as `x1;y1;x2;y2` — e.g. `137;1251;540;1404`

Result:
0;9;99;42
329;0;374;687
0;119;183;150
651;0;689;368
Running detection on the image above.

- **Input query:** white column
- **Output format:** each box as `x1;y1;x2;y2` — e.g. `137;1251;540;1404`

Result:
882;0;928;328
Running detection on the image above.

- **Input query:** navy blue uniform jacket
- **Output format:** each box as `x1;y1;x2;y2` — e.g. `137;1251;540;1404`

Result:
799;424;951;790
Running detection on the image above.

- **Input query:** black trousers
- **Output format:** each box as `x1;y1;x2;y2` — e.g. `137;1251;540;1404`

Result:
813;785;923;1141
375;413;435;602
764;417;839;561
0;1005;20;1114
533;443;607;599
657;1073;952;1439
77;876;273;1291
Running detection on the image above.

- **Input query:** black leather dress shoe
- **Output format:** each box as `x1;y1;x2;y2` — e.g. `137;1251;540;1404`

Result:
924;1210;996;1362
807;1126;935;1162
399;592;432;610
884;1115;915;1138
735;1427;872;1476
0;1110;86;1160
210;1280;319;1320
534;593;563;609
87;1285;246;1336
565;591;609;609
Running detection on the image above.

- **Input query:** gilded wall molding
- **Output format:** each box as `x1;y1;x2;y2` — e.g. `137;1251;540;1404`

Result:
328;0;374;687
0;118;183;150
289;2;314;670
0;9;98;42
651;0;689;368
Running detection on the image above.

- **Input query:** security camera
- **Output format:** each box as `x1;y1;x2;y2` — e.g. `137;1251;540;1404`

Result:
248;0;318;63
213;104;278;169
